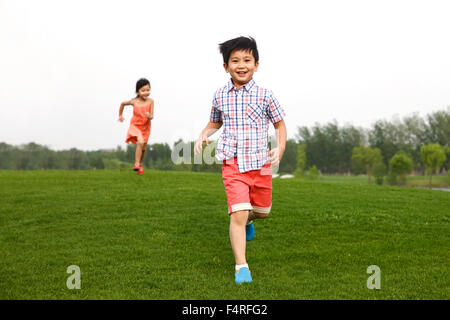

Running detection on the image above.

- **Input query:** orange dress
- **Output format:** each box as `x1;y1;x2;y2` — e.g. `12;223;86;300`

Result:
125;102;151;144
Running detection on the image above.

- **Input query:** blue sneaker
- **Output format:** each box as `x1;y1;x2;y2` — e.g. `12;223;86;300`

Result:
246;221;255;241
235;267;252;284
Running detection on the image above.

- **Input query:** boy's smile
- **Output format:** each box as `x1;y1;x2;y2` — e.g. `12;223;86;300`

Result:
224;49;259;89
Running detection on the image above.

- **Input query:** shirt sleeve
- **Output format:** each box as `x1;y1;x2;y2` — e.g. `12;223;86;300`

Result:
265;90;285;124
209;93;222;123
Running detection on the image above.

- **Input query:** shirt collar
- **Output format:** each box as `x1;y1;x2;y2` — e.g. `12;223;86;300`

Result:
227;78;256;93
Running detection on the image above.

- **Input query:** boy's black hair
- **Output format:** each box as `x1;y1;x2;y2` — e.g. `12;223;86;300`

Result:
219;36;259;65
136;78;150;94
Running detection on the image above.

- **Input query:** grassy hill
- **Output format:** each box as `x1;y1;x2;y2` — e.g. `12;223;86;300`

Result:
0;170;448;299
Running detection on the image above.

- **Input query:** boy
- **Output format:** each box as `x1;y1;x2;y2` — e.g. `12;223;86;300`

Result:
194;36;287;284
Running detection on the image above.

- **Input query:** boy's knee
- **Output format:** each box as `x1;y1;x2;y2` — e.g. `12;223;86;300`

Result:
230;210;249;225
255;212;269;219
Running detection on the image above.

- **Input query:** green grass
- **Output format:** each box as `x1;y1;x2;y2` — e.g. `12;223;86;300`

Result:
321;174;449;188
404;175;449;188
320;175;370;184
0;170;449;299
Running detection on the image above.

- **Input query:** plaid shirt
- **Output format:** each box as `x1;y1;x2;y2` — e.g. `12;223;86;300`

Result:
210;78;285;173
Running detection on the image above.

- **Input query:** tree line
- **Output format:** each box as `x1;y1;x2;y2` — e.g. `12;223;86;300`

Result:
295;108;449;174
1;108;448;177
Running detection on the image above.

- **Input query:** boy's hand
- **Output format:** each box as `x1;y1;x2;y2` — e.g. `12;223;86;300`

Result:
194;122;222;155
269;147;284;167
118;115;125;122
194;134;209;155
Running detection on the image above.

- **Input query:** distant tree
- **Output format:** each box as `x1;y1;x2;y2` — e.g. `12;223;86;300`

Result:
424;108;450;147
13;142;49;170
421;143;447;188
67;148;87;170
351;146;382;183
369;119;402;168
294;143;306;177
279;139;297;173
87;151;105;169
125;144;137;164
115;145;127;162
339;125;367;173
402;113;429;171
297;122;366;174
389;151;413;185
0;142;15;169
445;146;450;172
41;149;57;169
147;143;173;170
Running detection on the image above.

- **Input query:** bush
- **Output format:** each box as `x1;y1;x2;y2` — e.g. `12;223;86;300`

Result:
386;173;398;186
307;165;320;180
389;151;413;185
294;168;304;178
375;176;384;186
421;143;447;188
373;162;387;185
351;146;383;183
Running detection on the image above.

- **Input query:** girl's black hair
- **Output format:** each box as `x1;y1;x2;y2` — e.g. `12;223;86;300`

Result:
135;78;151;97
219;36;259;65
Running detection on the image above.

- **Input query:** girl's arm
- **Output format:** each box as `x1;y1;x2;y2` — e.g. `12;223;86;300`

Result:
146;99;154;120
150;99;154;119
118;100;134;122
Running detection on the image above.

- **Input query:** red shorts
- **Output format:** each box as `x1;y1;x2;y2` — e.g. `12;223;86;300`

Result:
222;158;272;215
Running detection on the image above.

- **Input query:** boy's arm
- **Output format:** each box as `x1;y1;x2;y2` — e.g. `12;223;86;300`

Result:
194;121;223;154
269;120;287;166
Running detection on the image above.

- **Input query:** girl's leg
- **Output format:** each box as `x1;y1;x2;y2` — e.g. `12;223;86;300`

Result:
139;143;147;166
135;141;144;166
229;210;249;265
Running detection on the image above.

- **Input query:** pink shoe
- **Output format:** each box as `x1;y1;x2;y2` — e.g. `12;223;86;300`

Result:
138;166;144;175
133;164;140;171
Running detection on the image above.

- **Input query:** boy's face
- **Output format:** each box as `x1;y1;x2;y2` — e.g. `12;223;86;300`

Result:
224;49;259;89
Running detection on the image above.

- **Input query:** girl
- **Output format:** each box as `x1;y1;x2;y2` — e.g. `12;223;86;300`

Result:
118;78;154;175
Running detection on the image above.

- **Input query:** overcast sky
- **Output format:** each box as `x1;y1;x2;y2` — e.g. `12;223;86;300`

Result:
1;0;449;151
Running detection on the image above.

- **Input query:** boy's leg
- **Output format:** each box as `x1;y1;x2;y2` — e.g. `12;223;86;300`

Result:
247;210;269;223
246;162;272;241
222;159;253;283
229;210;249;265
249;161;272;221
246;211;267;240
